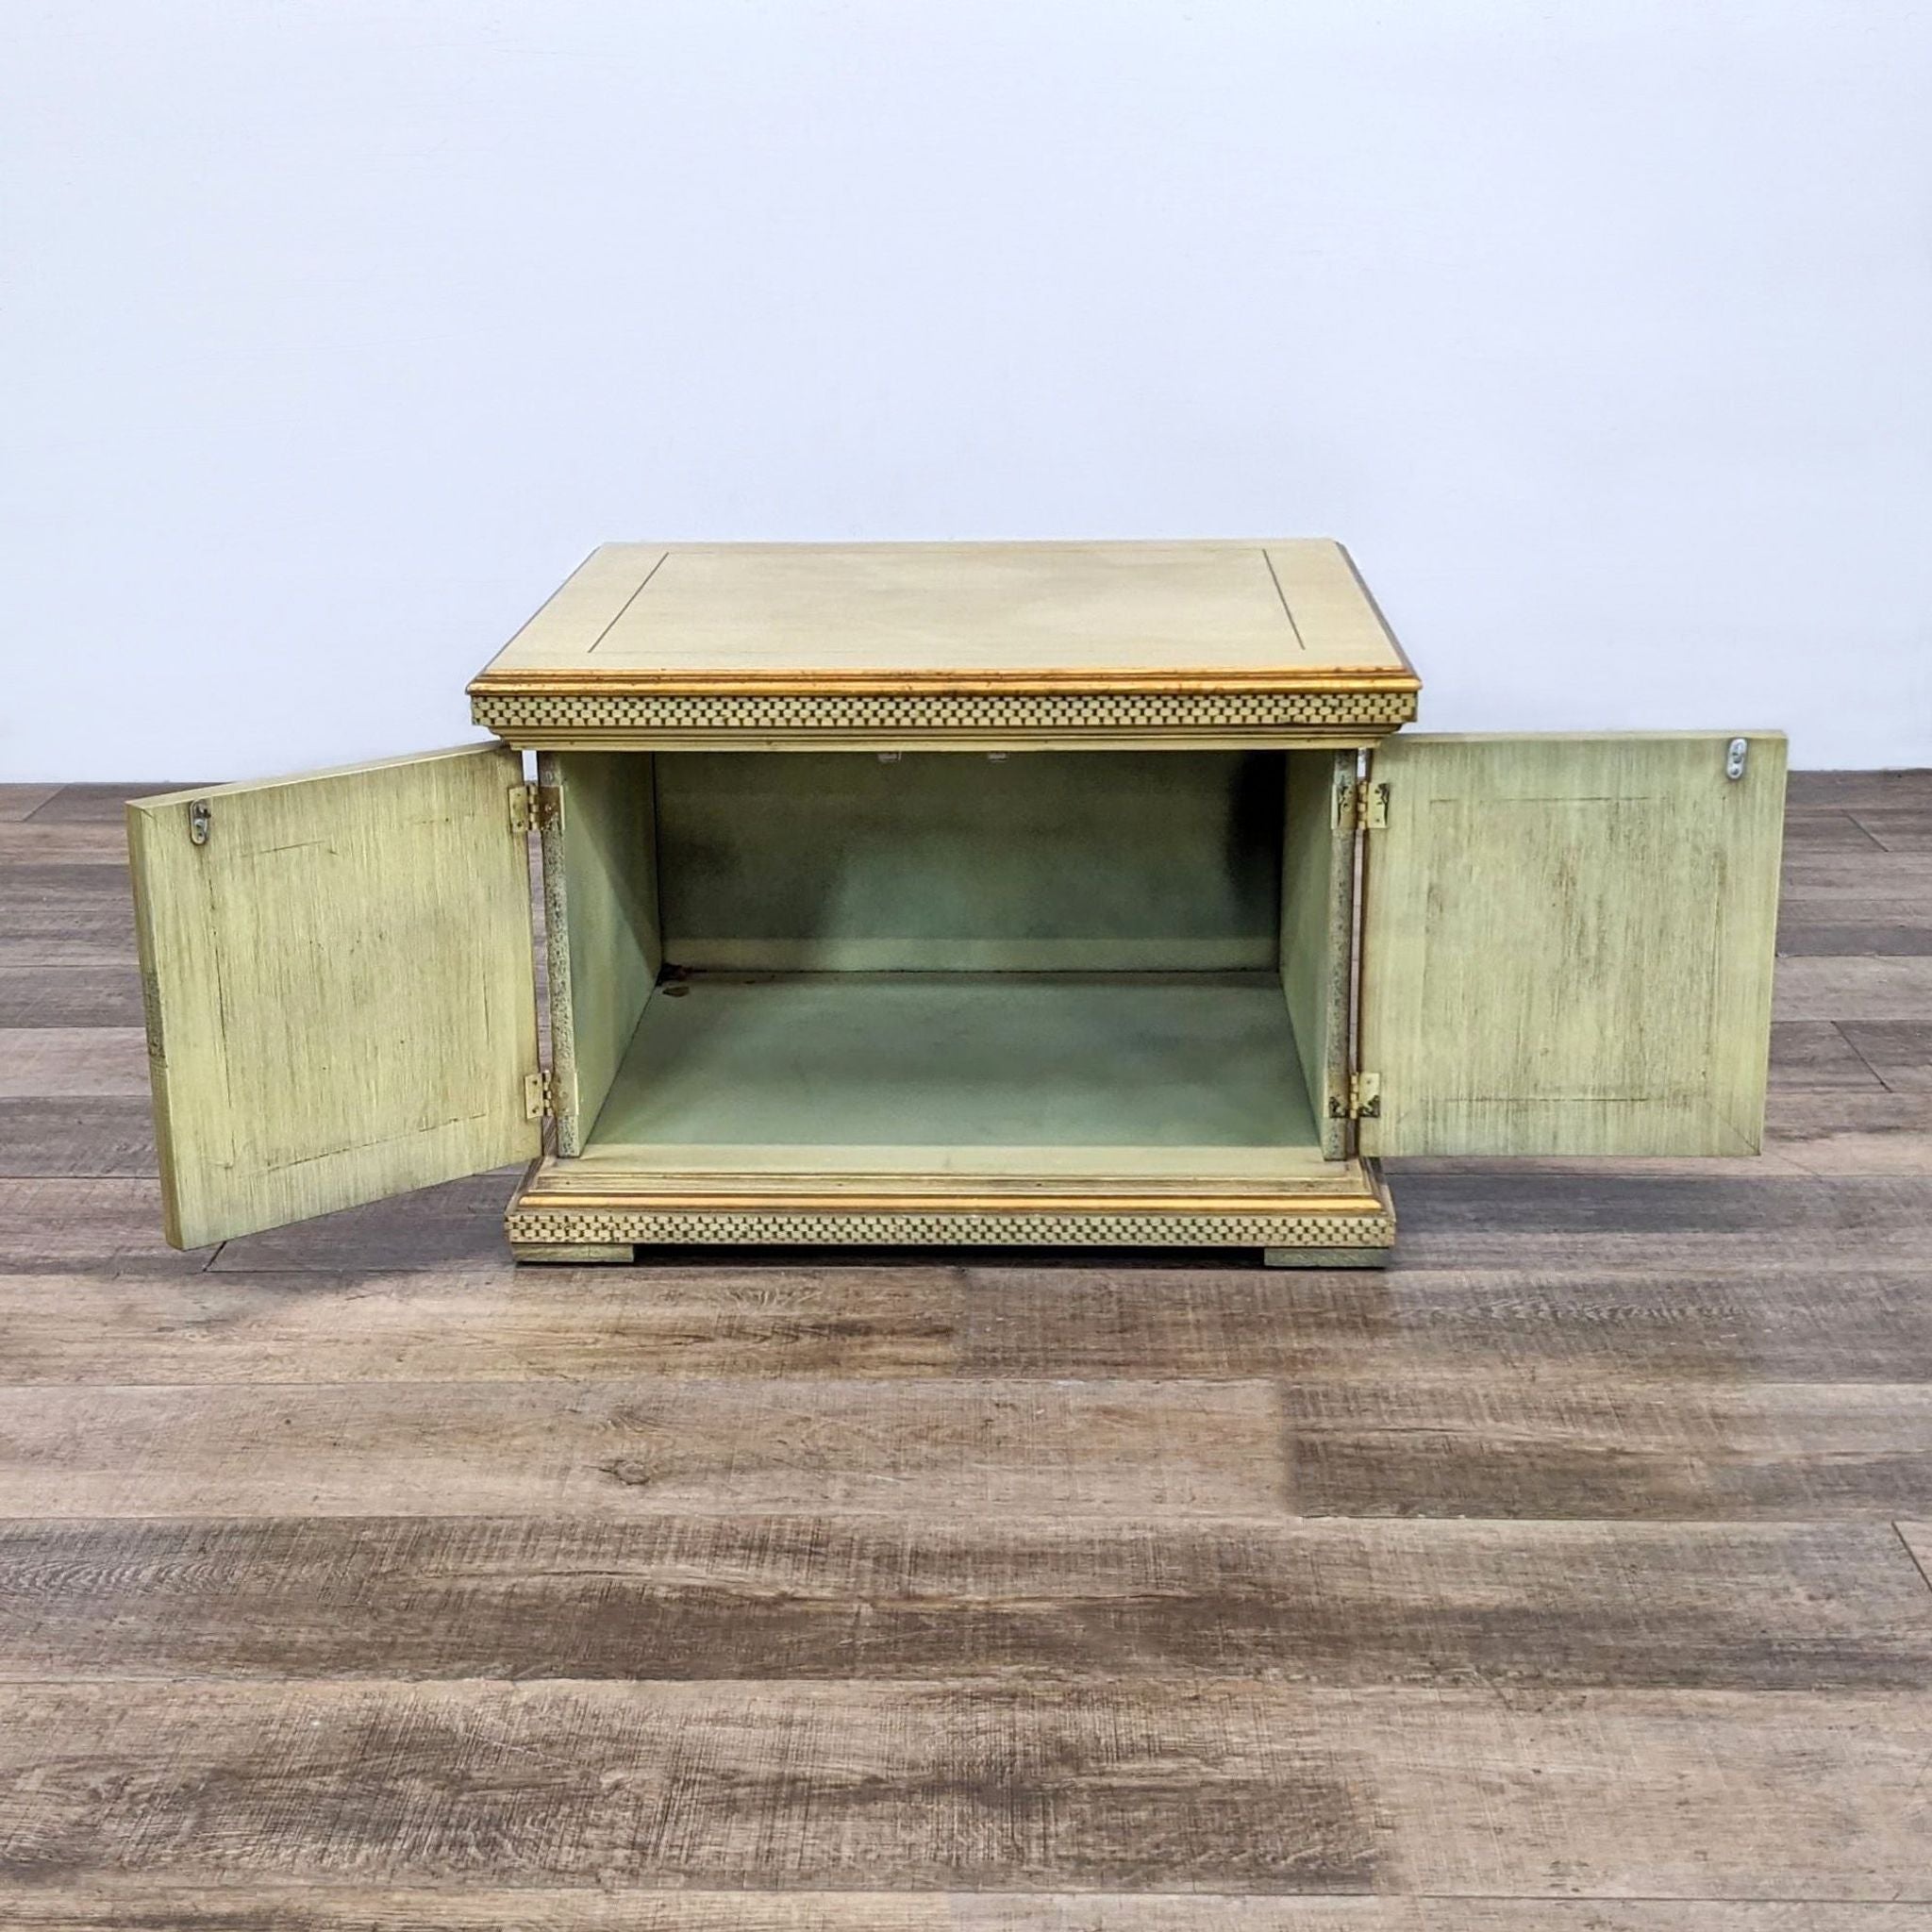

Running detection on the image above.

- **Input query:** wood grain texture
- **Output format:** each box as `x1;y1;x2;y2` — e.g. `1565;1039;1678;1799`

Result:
0;1678;1385;1892
0;1260;960;1381
0;784;58;821
1757;1088;1932;1174
0;820;131;862
7;1355;1929;1524
0;1681;1925;1898
1414;1911;1932;1932
1839;1023;1932;1089
4;769;1931;1918
0;1102;155;1177
971;1909;1932;1931
0;863;135;964
0;1028;147;1096
1361;733;1786;1157
0;964;143;1026
0;1378;1282;1518
10;1897;1929;1932
1781;808;1889;852
25;784;206;822
1386;1094;1932;1178
1389;1170;1932;1236
1781;852;1932;898
1283;1371;1932;1518
0;1179;212;1272
1786;770;1932;807
958;1257;1932;1382
1785;847;1932;897
1383;1171;1932;1272
0;1890;957;1929
1372;1689;1932;1900
127;746;541;1248
471;540;1418;693
1899;1521;1932;1591
1;1514;1924;1689
957;1907;1397;1931
1383;1158;1932;1221
16;1235;1932;1386
1776;918;1932;956
1852;808;1932;855
1770;1021;1890;1090
1775;957;1932;1021
543;748;661;1155
206;1171;517;1272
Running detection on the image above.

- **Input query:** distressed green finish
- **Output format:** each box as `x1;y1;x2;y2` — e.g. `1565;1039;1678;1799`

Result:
588;972;1322;1158
1279;750;1357;1156
652;751;1284;972
541;752;660;1152
578;749;1348;1189
1263;1244;1391;1269
1358;732;1787;1158
127;746;541;1249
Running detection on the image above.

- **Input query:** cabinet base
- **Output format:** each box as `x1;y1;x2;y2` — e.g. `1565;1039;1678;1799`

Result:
509;1241;637;1265
511;1237;1394;1269
504;1165;1396;1265
1263;1244;1391;1270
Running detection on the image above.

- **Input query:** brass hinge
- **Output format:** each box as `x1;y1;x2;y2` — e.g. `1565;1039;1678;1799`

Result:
1330;779;1389;831
524;1071;554;1120
1337;1074;1383;1120
508;782;561;836
1330;771;1357;830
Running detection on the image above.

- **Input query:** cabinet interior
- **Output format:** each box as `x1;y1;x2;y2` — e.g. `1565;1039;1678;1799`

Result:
542;747;1352;1179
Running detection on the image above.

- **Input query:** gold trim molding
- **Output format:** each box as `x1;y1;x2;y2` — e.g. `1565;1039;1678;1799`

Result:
504;1205;1397;1249
472;688;1418;737
515;1189;1388;1216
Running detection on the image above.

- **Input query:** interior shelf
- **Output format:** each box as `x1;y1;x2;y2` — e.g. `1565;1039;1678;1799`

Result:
582;971;1323;1175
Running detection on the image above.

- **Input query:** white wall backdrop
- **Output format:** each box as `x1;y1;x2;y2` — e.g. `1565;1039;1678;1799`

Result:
3;0;1928;779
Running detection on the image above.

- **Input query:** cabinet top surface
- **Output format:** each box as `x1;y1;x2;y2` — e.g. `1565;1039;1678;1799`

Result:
469;540;1417;695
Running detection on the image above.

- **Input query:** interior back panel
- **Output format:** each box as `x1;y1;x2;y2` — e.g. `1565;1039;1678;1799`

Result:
653;750;1284;972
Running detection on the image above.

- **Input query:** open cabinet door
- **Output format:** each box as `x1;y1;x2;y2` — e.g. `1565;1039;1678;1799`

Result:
1357;732;1786;1158
129;744;542;1248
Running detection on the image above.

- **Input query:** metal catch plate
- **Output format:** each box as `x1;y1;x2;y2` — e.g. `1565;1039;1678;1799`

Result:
1725;738;1748;780
187;799;211;845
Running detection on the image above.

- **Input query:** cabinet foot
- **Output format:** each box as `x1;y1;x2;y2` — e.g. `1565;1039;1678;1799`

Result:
1263;1245;1391;1270
510;1241;636;1265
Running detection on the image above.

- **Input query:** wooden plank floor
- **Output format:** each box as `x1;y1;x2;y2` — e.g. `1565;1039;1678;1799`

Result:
1;772;1931;1925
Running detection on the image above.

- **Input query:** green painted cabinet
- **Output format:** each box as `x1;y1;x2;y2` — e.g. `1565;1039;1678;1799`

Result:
129;542;1785;1264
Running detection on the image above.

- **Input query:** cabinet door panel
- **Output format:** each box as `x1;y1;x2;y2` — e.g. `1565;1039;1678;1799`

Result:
128;745;541;1248
1358;732;1786;1158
